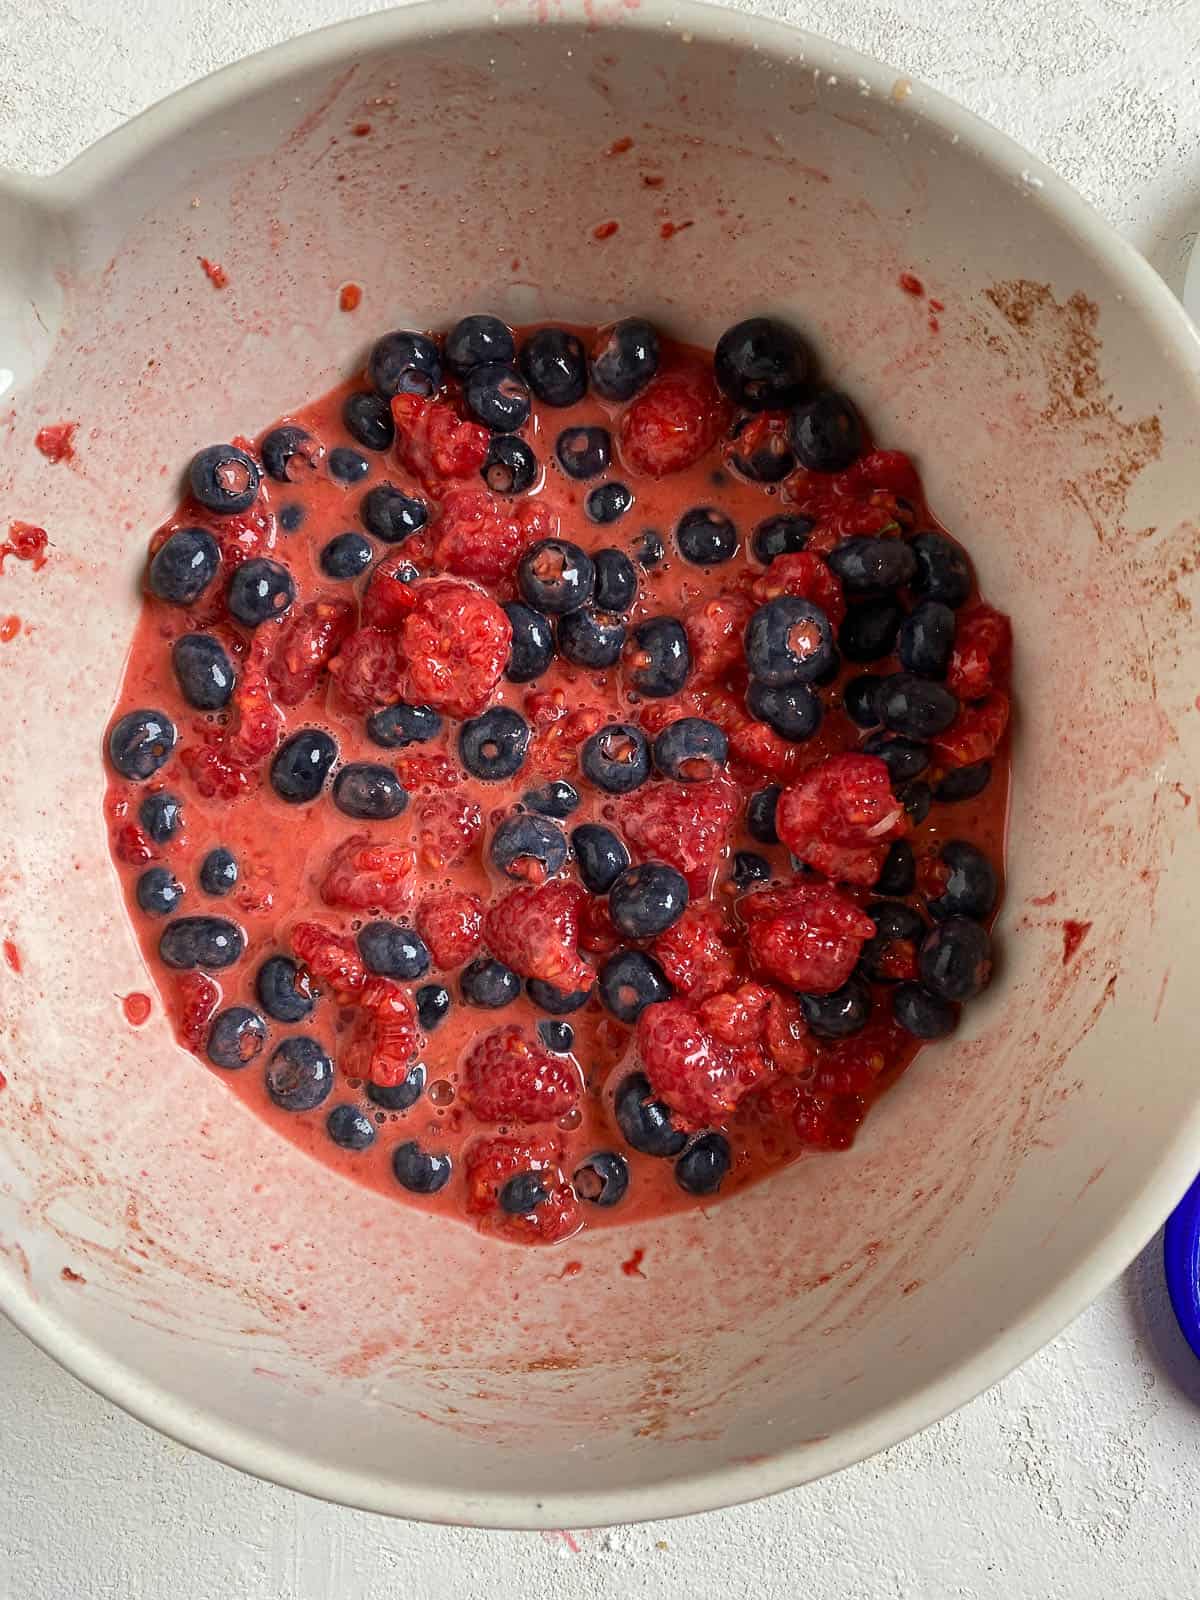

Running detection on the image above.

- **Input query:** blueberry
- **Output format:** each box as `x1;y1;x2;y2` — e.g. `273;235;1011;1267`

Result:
326;1104;376;1150
598;950;671;1023
843;673;883;728
332;762;409;820
445;313;516;376
675;1132;732;1196
491;812;568;880
199;847;238;897
625;616;690;697
328;446;370;484
462;361;530;433
148;527;220;605
139;790;182;843
556;607;626;669
367;1064;427;1111
572;824;630;893
499;1171;549;1215
136;867;184;917
555;425;611;480
416;983;451;1031
634;530;665;569
581;723;650;794
590;318;659;401
392;1140;452;1193
927;840;997;921
745;596;835;686
893;982;959;1039
728;415;796;483
172;635;235;711
797;975;873;1038
261;425;322;483
934;761;992;802
368;329;442;398
746;785;781;844
257;955;315;1023
788;391;862;472
900;780;932;824
519;327;587;406
877;673;959;739
523;779;579;819
527;979;592;1014
357;921;431;979
838;599;904;662
461;958;520;1008
159;916;244;971
540;1020;574;1053
188;444;260;515
910;531;972;609
360;483;427;543
861;731;930;782
586;482;634;525
320;531;373;580
676;506;738;566
876;839;916;897
574;1150;630;1206
366;702;441;749
227;558;295;627
593;548;637;613
266;1036;334;1112
206;1006;267;1070
482;435;539;495
609;863;688;938
860;900;926;983
270;729;338;802
751;514;812;565
652;717;728;781
342;389;396;452
518;539;594;615
746;680;822;743
614;1072;687;1157
827;536;917;594
108;709;177;780
898;600;956;681
715;317;810;410
459;707;529;781
502;602;555;683
919;916;992;1002
279;503;305;533
732;850;772;890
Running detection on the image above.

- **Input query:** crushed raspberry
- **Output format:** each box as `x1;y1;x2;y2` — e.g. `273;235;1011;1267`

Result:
578;895;621;958
179;738;253;800
464;1133;581;1243
811;1023;898;1096
746;551;846;626
762;989;815;1074
342;979;419;1087
947;605;1012;702
416;887;483;969
684;593;754;684
619;362;730;477
394;750;462;791
35;422;77;463
391;394;489;490
461;1024;581;1124
739;880;876;993
361;558;419;631
697;982;772;1044
840;448;921;500
432;490;539;585
0;522;49;572
270;599;355;703
207;506;276;569
653;906;738;999
176;972;219;1050
933;691;1010;767
526;705;607;776
327;625;406;712
291;920;366;997
396;578;511;720
622;777;737;897
414;791;482;868
321;834;417;914
637;999;771;1129
114;822;154;865
482;880;593;991
224;641;284;768
792;1089;867;1149
726;715;806;782
776;754;906;885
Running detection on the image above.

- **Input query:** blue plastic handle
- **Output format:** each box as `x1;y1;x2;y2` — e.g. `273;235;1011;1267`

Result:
1164;1172;1200;1361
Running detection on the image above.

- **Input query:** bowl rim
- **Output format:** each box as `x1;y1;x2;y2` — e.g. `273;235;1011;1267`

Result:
6;0;1200;1530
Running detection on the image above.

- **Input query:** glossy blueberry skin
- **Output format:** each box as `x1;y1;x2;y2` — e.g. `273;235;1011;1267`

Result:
523;779;579;819
675;1133;732;1196
574;1150;631;1207
927;840;998;922
540;1020;574;1053
518;539;595;616
445;313;516;377
189;444;260;515
490;813;568;880
838;599;904;663
581;723;650;795
555;425;611;480
159;916;244;971
357;921;431;980
257;955;315;1024
798;975;873;1039
460;958;521;1008
715;317;810;410
572;824;630;893
392;1140;453;1194
614;1073;687;1158
139;790;182;844
342;390;395;453
919;916;992;1002
788;390;862;473
609;863;689;939
199;847;238;897
367;1064;427;1111
860;900;926;984
843;673;883;728
332;763;409;821
326;1104;377;1151
368;329;442;398
900;780;932;825
893;981;959;1039
109;709;177;780
270;729;338;803
527;978;592;1015
279;503;305;533
458;707;530;781
519;327;587;407
634;530;665;569
626;616;690;697
747;680;822;743
729;416;796;483
934;761;992;802
593;547;637;613
910;531;973;609
876;839;916;897
328;446;370;484
136;867;184;918
732;850;772;890
463;362;531;433
751;514;812;565
148;527;220;606
266;1036;334;1112
366;702;441;749
556;608;626;669
499;1171;549;1215
320;531;373;580
502;602;555;683
598;950;672;1024
482;436;539;495
877;673;960;739
227;558;295;627
586;482;634;525
415;984;451;1032
827;536;917;594
360;483;428;543
590;318;659;401
746;785;781;845
861;731;931;783
652;717;729;780
898;600;956;679
261;425;322;483
676;506;738;566
207;1006;267;1070
745;596;835;686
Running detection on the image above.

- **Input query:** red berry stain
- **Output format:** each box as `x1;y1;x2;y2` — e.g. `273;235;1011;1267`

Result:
352;122;372;137
592;220;620;241
607;135;634;155
2;939;20;974
0;1071;6;1092
621;1246;646;1277
660;220;694;239
34;421;77;463
0;523;48;573
1031;891;1058;907
0;616;19;642
929;298;945;312
60;1267;86;1284
339;282;362;312
898;272;925;296
642;173;665;188
122;991;152;1026
1062;919;1092;965
928;316;940;333
559;1259;583;1279
199;257;228;289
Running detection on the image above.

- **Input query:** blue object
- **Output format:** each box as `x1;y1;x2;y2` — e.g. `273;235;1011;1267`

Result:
1164;1174;1200;1360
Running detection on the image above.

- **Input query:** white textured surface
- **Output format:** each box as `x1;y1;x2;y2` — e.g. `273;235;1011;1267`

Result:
3;0;1200;1593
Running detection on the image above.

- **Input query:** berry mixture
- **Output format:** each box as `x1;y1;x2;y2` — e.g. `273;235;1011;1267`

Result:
105;314;1011;1246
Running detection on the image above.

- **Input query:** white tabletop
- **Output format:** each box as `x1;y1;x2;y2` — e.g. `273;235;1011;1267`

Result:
3;1;1200;1594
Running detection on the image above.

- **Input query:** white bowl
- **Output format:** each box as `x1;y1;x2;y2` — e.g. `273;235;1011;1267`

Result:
2;0;1200;1529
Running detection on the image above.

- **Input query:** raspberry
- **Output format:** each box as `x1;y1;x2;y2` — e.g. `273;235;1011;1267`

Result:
361;559;419;631
637;998;770;1129
179;738;252;800
224;640;283;768
291;920;366;997
792;1089;867;1149
482;880;592;990
394;750;462;791
746;551;846;626
653;906;738;999
739;881;876;993
618;362;730;478
526;705;606;777
342;979;419;1087
415;792;482;868
397;578;511;720
775;754;906;885
811;1024;895;1095
269;599;355;704
622;777;737;898
176;971;219;1050
208;505;277;569
415;887;483;969
321;834;417;914
461;1024;581;1123
946;605;1012;702
464;1133;581;1243
697;982;772;1044
577;895;621;958
328;626;406;713
432;490;536;585
726;715;806;782
391;394;489;490
683;593;754;685
932;691;1010;768
114;822;154;865
840;448;921;500
762;989;815;1075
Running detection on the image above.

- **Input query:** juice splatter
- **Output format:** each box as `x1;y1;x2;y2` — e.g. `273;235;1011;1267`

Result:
199;258;228;289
